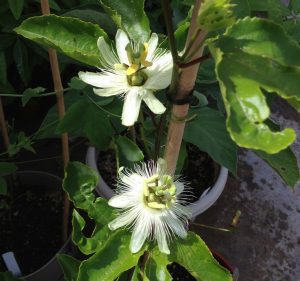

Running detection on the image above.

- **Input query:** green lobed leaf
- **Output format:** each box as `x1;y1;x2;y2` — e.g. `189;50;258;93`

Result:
72;203;116;255
98;0;150;42
169;232;232;281
64;162;119;256
174;7;193;51
0;177;7;195
255;148;300;189
130;265;143;281
286;97;300;113
183;107;238;175
63;161;115;224
253;119;300;188
8;132;35;156
57;97;115;150
77;229;145;281
196;58;217;85
8;0;24;20
145;248;172;281
62;9;117;36
57;254;80;281
63;161;98;211
15;15;109;67
208;17;300;153
0;162;17;176
115;135;144;163
68;77;87;90
22;87;46;107
33;90;82;140
232;0;250;18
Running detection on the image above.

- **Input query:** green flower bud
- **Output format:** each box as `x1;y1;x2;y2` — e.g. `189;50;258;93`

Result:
197;0;236;32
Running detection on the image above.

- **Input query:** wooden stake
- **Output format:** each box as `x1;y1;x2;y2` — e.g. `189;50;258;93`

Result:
164;0;207;174
40;0;70;242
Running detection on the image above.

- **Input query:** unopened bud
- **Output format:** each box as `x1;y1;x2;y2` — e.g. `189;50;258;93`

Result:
197;0;235;32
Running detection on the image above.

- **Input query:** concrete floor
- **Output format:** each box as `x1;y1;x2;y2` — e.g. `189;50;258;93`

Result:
193;100;300;281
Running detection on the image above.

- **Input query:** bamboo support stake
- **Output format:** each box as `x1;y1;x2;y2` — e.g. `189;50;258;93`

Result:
41;0;70;242
0;97;10;150
164;0;206;174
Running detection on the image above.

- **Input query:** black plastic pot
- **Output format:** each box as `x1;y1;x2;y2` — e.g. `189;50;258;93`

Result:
1;171;72;281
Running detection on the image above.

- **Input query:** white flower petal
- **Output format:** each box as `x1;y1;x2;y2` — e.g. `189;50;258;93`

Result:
130;216;151;253
109;194;135;208
144;53;173;90
122;88;143;126
79;71;126;89
155;220;170;254
143;91;166;114
93;87;125;97
175;181;184;194
121;173;143;190
164;213;187;239
97;37;118;67
116;29;130;65
108;208;139;230
146;33;158;61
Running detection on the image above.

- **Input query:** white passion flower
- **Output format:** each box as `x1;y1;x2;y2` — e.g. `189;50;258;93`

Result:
108;159;191;255
78;29;173;126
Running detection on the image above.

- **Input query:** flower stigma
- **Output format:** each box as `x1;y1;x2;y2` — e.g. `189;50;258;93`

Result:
115;42;152;86
143;174;177;209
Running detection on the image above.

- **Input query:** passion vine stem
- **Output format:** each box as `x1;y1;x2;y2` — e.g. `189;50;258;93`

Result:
0;97;10;150
40;0;70;243
163;0;207;174
0;87;71;97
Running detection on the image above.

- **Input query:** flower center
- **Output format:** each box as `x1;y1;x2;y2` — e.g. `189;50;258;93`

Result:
143;174;177;209
114;42;153;86
127;71;148;86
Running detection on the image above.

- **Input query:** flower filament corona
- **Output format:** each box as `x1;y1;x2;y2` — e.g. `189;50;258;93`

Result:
108;159;191;254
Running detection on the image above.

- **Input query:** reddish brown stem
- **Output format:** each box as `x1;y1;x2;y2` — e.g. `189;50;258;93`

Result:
41;0;70;242
0;97;10;150
177;53;211;68
164;0;207;174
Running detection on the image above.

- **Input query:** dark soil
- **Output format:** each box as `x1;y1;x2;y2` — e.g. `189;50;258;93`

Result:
168;263;197;280
182;144;217;203
97;144;217;203
0;177;64;276
97;149;118;188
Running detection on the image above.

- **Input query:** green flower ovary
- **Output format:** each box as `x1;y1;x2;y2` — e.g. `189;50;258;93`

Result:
143;174;177;209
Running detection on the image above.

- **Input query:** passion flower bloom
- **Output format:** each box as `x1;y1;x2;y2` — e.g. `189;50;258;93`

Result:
78;30;173;126
108;159;191;254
